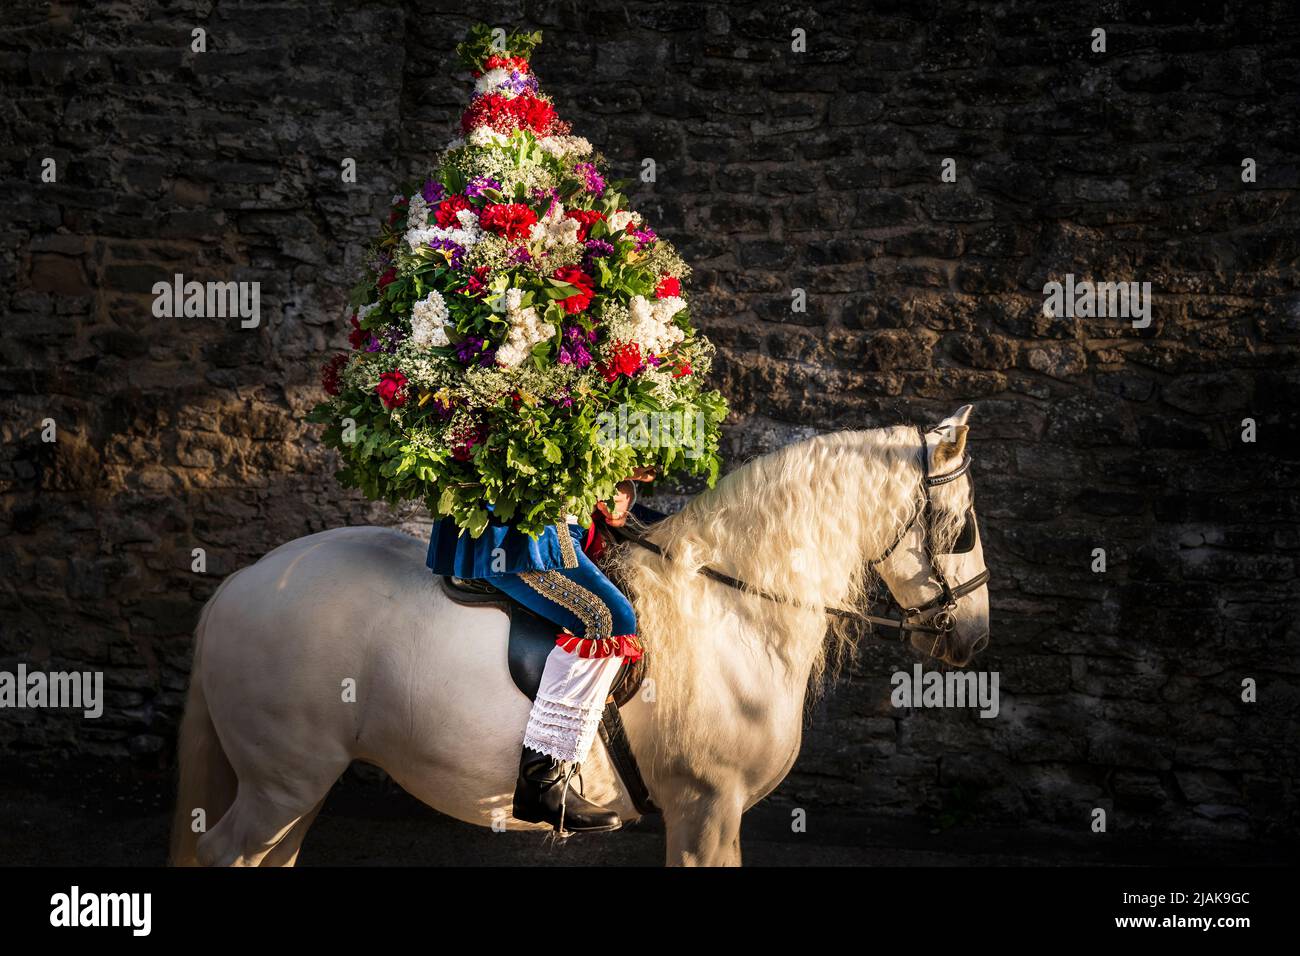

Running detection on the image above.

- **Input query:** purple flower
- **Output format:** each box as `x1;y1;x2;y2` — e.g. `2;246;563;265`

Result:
559;327;593;368
629;227;657;250
422;180;446;204
428;238;465;269
574;162;606;196
582;239;614;267
465;176;502;200
531;186;560;206
455;334;499;366
508;245;533;264
501;71;539;95
455;335;486;365
551;390;574;409
365;326;406;354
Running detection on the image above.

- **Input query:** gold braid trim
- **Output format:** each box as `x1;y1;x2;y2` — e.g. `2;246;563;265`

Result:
556;522;579;569
518;570;613;641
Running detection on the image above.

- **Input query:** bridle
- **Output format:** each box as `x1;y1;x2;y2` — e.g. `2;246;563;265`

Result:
617;424;990;648
863;424;991;649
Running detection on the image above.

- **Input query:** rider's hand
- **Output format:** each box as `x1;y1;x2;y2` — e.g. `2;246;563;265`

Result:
596;480;636;527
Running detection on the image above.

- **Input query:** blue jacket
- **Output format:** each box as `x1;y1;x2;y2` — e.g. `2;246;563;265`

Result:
425;514;582;579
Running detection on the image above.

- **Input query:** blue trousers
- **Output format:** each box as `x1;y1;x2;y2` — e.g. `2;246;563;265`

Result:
490;523;638;644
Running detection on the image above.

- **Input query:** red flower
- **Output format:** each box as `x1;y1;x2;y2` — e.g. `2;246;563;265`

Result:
461;92;557;135
673;361;692;378
598;342;643;383
552;266;595;314
377;268;397;289
376;370;409;409
479;203;538;241
348;315;368;350
450;422;487;461
321;353;348;395
655;275;681;298
461;265;490;297
435;194;472;228
564;208;605;241
484;54;530;73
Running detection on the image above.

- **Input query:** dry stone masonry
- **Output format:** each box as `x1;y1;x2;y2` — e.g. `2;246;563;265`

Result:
1;0;1297;843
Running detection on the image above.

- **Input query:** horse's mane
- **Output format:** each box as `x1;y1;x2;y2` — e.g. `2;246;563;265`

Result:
615;425;972;757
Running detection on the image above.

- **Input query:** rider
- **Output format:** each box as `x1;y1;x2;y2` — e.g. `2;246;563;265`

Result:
426;467;654;833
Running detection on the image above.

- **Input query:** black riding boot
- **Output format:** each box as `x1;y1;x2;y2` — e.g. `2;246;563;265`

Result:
512;747;622;833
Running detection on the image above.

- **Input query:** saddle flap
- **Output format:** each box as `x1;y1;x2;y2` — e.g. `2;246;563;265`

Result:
439;576;644;705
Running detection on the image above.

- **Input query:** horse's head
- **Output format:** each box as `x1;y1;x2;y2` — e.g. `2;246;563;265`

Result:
872;405;990;668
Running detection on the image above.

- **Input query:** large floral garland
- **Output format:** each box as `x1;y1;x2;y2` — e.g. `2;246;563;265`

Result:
308;24;727;538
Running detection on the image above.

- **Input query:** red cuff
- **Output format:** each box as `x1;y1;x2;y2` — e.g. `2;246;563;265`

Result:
555;633;642;661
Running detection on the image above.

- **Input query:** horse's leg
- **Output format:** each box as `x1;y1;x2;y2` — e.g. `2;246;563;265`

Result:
257;797;326;868
197;772;340;868
662;786;745;867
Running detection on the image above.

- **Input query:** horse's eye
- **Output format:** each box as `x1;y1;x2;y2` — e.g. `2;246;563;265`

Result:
948;508;977;554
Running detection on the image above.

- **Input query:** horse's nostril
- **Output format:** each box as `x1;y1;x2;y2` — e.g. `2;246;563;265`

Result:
969;632;990;656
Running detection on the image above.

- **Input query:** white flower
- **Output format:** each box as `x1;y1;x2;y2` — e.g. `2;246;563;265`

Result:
404;208;482;252
496;289;554;368
469;126;509;148
356;301;381;322
538;135;592;159
410;291;450;347
626;294;685;355
406;193;430;231
654;295;686;320
474;68;511;96
607;210;643;233
528;202;581;247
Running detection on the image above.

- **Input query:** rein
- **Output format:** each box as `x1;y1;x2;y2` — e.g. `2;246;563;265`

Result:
615;425;991;644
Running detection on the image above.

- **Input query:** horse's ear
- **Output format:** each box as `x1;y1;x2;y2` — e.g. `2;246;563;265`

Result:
926;405;972;472
928;424;968;472
943;404;973;428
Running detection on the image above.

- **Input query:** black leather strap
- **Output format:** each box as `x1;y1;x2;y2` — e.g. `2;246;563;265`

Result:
598;701;660;816
613;422;990;640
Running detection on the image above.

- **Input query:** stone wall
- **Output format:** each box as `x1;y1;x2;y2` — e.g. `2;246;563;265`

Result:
1;0;1297;842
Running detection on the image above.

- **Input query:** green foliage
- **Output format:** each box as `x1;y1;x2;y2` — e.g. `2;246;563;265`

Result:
308;22;727;540
455;23;543;72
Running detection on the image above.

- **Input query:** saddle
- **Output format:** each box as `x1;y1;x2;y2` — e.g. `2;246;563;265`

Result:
438;503;666;816
438;574;647;706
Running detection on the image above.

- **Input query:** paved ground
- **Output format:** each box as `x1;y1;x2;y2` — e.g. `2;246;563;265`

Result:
0;759;1286;867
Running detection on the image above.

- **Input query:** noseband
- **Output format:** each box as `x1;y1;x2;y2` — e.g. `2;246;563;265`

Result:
617;424;990;648
864;425;990;648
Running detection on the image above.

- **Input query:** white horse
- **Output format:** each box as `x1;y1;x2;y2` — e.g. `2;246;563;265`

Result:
170;406;989;867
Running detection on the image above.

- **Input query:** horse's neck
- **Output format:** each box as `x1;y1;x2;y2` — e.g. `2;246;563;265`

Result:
629;447;883;754
660;435;890;618
631;436;902;755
